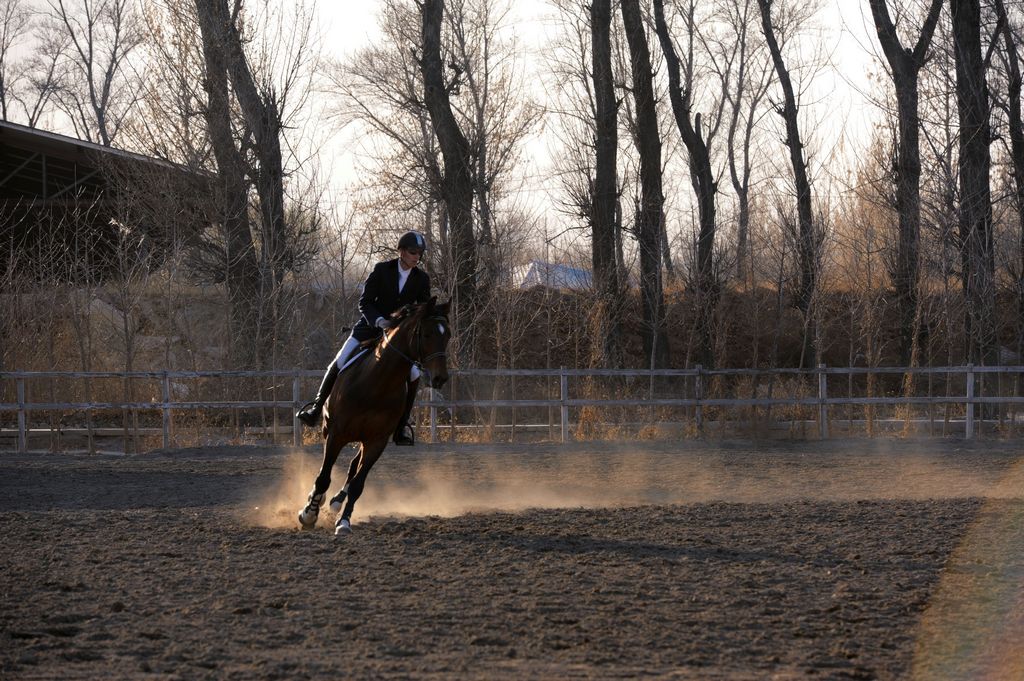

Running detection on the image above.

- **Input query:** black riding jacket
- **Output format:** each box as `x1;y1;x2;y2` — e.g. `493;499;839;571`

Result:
351;259;431;341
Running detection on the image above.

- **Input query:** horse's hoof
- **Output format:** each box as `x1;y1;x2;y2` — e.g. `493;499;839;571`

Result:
298;491;325;529
329;490;347;513
335;518;352;536
298;507;318;529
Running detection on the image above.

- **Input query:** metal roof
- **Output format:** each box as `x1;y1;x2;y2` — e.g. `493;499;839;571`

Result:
0;120;202;203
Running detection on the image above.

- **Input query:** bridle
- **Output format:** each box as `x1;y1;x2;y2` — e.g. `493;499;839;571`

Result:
380;312;449;372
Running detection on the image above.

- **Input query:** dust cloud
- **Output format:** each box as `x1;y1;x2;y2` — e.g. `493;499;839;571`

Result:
252;448;326;528
251;441;1022;527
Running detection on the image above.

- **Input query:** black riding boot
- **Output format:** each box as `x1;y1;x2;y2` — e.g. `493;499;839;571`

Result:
393;378;420;446
296;362;340;427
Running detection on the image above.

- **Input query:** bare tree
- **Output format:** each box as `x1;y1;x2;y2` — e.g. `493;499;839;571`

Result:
542;0;630;368
20;24;66;126
917;8;964;370
0;0;30;120
190;0;319;368
992;0;1024;359
713;0;773;283
1;0;64;126
130;0;209;167
44;0;143;145
620;0;669;368
868;0;943;367
951;0;996;365
589;0;624;367
653;0;721;368
756;0;818;367
446;0;538;259
211;0;290;287
193;0;259;367
442;0;543;364
421;0;478;352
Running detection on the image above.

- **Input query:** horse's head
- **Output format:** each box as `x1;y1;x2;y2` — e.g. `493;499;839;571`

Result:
393;297;451;389
417;297;452;389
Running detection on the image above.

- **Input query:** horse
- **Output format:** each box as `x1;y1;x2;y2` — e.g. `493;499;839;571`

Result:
298;297;451;536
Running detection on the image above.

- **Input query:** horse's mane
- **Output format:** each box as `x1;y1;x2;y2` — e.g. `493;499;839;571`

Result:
363;300;445;354
388;298;449;325
389;304;419;324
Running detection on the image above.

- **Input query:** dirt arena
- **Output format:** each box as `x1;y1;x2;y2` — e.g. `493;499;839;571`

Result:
2;438;1022;680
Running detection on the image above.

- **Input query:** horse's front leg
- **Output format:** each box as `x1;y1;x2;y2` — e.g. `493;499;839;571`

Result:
298;432;346;529
336;437;389;536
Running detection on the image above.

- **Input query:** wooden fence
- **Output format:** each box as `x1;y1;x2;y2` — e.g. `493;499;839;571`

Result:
1;365;1023;453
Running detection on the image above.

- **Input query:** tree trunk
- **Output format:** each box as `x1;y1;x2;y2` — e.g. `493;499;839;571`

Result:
951;0;996;365
421;0;478;356
993;0;1024;361
868;0;942;367
194;0;259;368
728;52;750;282
893;84;923;366
722;0;771;286
653;0;718;369
590;0;623;367
213;0;289;290
620;0;669;368
757;0;817;367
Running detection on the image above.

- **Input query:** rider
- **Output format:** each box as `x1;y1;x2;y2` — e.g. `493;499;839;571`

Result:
296;230;432;445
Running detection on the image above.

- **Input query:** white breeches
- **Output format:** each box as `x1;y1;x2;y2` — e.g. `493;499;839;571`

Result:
333;335;420;381
332;336;361;371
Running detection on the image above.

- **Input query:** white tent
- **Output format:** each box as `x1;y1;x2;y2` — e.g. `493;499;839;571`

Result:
512;260;593;290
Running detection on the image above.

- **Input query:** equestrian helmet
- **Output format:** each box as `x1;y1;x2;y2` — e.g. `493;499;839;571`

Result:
397;230;427;252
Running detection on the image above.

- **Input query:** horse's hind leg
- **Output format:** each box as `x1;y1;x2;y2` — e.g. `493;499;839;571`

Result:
298;432;346;529
329;452;361;512
336;438;388;535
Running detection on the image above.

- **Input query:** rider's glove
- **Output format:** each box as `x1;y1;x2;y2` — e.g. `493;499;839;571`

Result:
375;317;392;330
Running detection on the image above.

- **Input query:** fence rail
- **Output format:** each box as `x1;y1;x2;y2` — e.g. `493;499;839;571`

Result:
2;365;1023;453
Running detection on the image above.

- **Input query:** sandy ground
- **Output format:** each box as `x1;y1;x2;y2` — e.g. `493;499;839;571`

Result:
1;438;1023;680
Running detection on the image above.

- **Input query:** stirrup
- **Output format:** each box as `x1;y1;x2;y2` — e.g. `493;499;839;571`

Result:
296;401;320;427
393;424;415;447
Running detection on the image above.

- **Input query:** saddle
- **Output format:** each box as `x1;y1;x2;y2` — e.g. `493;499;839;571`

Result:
339;333;388;375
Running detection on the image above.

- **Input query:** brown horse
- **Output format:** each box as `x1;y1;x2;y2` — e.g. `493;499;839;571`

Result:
298;298;451;535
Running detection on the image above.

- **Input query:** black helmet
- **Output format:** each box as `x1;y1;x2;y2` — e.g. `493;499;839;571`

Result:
397;230;427;252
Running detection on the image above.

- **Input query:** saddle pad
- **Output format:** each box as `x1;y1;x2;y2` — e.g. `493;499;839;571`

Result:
339;348;369;374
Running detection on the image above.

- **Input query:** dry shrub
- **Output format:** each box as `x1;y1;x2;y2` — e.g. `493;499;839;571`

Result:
725;375;760;426
301;427;321;446
636;423;678;440
573;405;604;440
763;376;816;422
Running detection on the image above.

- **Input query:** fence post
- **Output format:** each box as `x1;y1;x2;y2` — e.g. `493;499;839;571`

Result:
429;388;437;443
272;380;280;444
818;363;829;439
17;377;26;453
966;364;975;439
450;373;457;443
695;365;703;432
292;372;301;447
560;366;568;443
161;372;171;449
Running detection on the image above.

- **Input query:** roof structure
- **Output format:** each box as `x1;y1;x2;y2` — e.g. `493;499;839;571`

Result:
1;120;211;283
0;120;196;204
513;260;593;290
